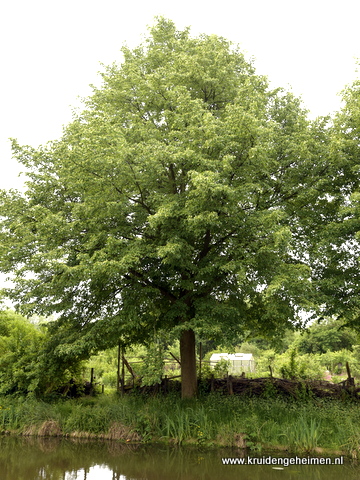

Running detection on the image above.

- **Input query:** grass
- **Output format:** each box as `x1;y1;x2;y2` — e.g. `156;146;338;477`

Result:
0;392;359;456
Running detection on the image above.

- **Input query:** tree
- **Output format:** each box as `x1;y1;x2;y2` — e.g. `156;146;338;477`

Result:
294;319;357;354
0;309;86;396
0;309;44;395
0;18;349;397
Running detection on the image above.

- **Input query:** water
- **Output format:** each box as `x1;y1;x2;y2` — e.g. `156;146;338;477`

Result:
0;436;358;479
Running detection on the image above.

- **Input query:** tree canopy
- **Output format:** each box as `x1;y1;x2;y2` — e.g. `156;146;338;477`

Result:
310;79;360;328
0;18;359;397
294;319;358;354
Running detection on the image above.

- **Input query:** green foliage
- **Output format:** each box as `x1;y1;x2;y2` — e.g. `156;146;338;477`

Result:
235;342;262;357
101;372;117;388
255;348;324;380
0;310;45;395
0;393;360;455
136;343;165;386
0;18;358;396
253;349;277;375
294;319;357;354
239;329;298;354
0;309;91;397
280;349;305;380
319;350;350;376
261;380;278;399
212;358;230;378
286;416;322;452
308;77;360;329
250;321;359;381
86;347;118;387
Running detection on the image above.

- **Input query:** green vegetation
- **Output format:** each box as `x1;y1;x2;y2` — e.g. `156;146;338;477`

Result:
0;18;359;462
0;310;45;395
1;18;360;398
0;308;359;396
0;309;86;397
0;311;359;456
0;393;360;457
86;318;360;387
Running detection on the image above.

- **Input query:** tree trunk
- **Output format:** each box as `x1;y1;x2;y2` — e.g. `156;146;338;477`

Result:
180;329;197;398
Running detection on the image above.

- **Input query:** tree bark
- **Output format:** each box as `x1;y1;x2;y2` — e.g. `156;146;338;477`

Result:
180;329;197;398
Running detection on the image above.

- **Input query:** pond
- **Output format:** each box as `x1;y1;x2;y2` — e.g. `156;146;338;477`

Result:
0;436;358;479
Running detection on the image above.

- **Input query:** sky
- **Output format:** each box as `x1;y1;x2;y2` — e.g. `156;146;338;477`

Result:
1;0;360;191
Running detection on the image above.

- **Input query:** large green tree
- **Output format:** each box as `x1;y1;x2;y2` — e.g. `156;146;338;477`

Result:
0;19;349;397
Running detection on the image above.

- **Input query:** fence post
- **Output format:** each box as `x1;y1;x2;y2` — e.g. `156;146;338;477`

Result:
163;375;169;394
117;343;121;394
89;368;95;396
199;342;202;379
346;361;355;386
121;348;125;394
227;375;234;395
211;374;215;392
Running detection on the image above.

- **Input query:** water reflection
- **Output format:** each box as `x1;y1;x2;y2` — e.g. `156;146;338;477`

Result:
0;436;357;480
64;466;127;479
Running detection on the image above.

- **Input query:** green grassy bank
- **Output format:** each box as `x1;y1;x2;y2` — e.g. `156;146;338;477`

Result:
0;392;359;457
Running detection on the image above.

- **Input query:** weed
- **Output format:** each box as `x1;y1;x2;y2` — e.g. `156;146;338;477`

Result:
261;380;278;399
286;416;322;452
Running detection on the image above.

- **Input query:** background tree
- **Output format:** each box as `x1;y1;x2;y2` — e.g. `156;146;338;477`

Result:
0;309;86;396
307;77;360;329
0;310;45;395
294;319;357;354
0;18;349;397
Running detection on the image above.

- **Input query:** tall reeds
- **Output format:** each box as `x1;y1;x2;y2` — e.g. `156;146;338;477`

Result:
0;393;359;455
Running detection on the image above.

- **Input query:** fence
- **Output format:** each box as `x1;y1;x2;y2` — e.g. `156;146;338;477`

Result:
87;348;234;393
87;351;359;400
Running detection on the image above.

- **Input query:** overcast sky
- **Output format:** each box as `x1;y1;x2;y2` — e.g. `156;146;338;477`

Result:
1;0;360;191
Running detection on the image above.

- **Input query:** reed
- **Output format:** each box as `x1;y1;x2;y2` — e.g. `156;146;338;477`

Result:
285;416;322;452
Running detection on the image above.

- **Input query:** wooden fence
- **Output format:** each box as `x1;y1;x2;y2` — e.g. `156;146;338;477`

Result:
88;353;359;400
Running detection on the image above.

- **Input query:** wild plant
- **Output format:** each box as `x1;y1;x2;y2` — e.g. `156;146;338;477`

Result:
286;416;322;452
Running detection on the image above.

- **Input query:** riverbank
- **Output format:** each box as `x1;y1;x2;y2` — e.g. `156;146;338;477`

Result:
0;392;359;457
